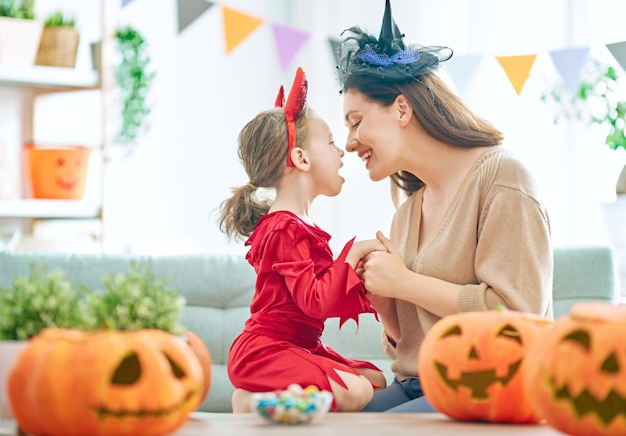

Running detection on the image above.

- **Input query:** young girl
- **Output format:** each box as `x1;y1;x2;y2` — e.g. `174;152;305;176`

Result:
218;67;387;413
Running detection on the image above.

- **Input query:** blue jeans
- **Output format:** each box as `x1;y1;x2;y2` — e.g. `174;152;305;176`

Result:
362;377;437;413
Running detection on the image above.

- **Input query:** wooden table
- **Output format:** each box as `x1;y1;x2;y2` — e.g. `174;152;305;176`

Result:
171;412;566;435
0;412;566;435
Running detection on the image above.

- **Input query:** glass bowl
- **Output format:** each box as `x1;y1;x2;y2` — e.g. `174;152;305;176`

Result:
250;384;333;425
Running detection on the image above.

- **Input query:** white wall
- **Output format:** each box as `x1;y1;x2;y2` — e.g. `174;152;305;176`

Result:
16;0;626;255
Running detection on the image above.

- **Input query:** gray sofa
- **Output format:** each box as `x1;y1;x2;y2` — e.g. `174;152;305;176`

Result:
0;245;620;413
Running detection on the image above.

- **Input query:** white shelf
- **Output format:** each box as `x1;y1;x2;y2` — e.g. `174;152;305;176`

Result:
0;65;99;90
0;199;101;219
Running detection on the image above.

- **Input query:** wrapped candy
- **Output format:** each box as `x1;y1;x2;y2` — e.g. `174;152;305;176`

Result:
250;384;333;425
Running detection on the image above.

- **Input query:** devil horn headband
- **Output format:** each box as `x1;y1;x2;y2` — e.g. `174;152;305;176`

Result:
274;67;308;167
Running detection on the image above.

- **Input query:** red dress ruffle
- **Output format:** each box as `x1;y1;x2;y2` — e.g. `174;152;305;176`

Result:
227;211;382;410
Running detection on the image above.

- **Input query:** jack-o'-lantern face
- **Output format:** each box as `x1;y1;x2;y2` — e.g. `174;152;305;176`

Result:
90;331;201;419
8;328;204;436
418;310;549;423
433;321;524;399
547;327;626;426
525;302;626;436
54;154;84;191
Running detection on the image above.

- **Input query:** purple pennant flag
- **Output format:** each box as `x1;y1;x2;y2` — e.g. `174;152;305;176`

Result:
271;23;310;71
606;41;626;72
443;54;482;95
548;47;590;94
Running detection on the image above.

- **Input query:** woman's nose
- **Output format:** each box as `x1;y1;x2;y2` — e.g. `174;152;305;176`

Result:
345;136;358;153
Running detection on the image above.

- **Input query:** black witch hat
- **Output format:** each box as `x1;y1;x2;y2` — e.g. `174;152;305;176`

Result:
337;0;452;87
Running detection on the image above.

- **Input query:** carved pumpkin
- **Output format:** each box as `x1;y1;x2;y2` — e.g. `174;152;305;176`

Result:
25;145;91;199
418;309;551;423
7;328;203;436
525;301;626;436
182;330;212;405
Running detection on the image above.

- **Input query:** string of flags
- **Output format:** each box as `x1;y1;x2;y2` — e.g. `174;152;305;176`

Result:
122;0;626;97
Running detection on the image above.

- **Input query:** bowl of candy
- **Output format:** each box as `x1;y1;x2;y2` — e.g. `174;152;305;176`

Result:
250;384;333;425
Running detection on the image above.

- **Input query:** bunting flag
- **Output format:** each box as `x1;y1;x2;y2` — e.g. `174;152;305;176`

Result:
606;41;626;72
496;54;537;96
328;37;341;67
177;0;215;34
166;1;626;100
548;47;589;93
443;54;482;95
221;5;264;54
271;24;310;71
121;0;136;6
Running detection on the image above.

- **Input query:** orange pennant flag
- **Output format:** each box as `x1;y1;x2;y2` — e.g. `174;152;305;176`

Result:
221;5;264;54
495;54;537;96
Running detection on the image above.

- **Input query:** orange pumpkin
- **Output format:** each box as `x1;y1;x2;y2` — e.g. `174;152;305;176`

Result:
7;328;203;436
524;301;626;436
182;330;212;405
25;145;91;199
418;309;551;423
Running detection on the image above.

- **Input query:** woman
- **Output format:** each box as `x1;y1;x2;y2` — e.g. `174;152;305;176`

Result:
336;0;553;412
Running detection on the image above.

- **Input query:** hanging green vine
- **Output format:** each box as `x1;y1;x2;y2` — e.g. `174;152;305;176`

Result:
115;26;155;147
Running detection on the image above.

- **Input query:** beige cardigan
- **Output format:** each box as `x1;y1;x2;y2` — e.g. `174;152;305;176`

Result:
384;147;553;381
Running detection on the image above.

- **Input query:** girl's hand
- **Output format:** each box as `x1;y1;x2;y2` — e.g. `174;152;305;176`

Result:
346;238;386;269
361;231;408;298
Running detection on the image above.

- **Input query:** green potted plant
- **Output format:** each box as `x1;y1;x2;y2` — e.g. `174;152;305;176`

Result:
1;262;209;434
541;58;626;298
541;59;626;195
0;262;88;419
0;261;192;421
84;261;186;333
0;0;43;66
35;10;79;68
114;26;155;150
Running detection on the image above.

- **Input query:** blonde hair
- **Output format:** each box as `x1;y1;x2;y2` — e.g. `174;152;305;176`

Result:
218;106;311;240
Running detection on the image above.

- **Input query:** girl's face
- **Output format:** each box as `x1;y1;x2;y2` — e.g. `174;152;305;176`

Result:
343;90;403;181
306;114;345;197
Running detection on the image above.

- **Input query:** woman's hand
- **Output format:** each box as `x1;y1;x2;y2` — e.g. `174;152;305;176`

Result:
361;231;409;298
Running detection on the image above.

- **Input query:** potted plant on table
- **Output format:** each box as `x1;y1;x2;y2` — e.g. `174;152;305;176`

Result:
35;10;79;68
0;0;43;66
0;262;88;420
2;261;211;436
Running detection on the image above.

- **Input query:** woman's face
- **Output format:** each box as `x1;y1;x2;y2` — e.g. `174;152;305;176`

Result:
342;90;402;181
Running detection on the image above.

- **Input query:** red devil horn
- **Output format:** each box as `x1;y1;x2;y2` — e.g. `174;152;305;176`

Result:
275;85;285;107
284;67;308;122
275;67;308;167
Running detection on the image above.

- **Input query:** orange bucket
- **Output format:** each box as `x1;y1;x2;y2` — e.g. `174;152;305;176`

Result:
24;145;91;199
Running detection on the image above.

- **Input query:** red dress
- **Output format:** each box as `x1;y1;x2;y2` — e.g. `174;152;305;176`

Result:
227;211;382;407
